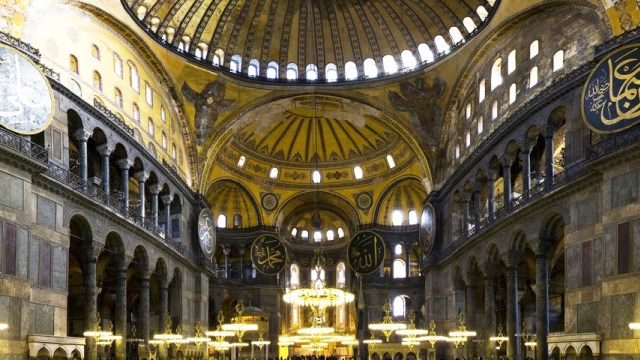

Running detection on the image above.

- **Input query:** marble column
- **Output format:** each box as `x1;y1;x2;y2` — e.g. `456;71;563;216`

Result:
473;186;481;227
161;194;173;238
466;274;478;358
506;262;521;360
461;193;470;236
487;171;496;219
134;172;149;219
521;142;534;200
139;270;151;343
97;144;113;205
149;184;161;227
74;128;92;184
536;249;550;360
239;248;246;280
542;126;556;190
158;276;169;360
115;261;127;360
484;274;497;359
405;245;411;278
224;247;231;279
501;156;514;209
116;159;133;217
84;244;101;360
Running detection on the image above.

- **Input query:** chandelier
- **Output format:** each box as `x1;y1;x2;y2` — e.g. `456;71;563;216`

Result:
363;333;382;345
414;320;447;348
186;322;211;348
221;300;259;341
448;313;476;348
396;312;429;340
153;314;184;343
368;301;407;341
489;324;508;348
83;313;122;346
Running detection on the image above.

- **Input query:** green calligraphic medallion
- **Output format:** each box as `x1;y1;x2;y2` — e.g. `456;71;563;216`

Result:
0;44;54;135
347;231;386;275
419;203;436;256
251;234;287;275
582;43;640;133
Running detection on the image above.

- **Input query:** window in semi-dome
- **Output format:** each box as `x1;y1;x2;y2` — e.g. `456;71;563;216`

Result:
237;155;246;169
69;55;79;74
148;118;154;136
91;44;100;60
354;166;363;179
338;227;345;238
463;17;476;33
325;63;338;82
393;260;406;279
217;214;226;228
477;6;489;21
269;167;279;179
553;50;564;71
364;58;378;78
145;82;153;106
212;54;221;66
248;59;260;77
409;210;418;225
401;50;417;70
455;145;460;159
465;103;471;119
395;244;403;255
492;100;498;120
161;106;166;122
306;64;318;80
386;154;396;168
213;49;224;66
449;27;464;44
345;61;358;80
162;132;167;149
194;48;203;59
136;5;147;20
286;63;298;80
233;214;242;228
266;61;279;79
312;170;322;184
172;144;177;160
290;264;300;288
392;296;406;317
508;50;516;74
128;62;140;92
327;230;334;241
336;262;346;288
291;228;298;238
133;103;140;123
313;231;322;242
530;66;539;87
479;79;486;102
465;131;471;147
509;83;517;104
530;40;539;59
383;55;398;74
478;116;484;134
434;35;450;54
114;87;123;108
178;41;185;52
392;210;403;226
93;71;102;91
301;230;309;240
417;43;434;63
113;53;123;78
230;55;242;73
491;58;502;90
161;33;167;43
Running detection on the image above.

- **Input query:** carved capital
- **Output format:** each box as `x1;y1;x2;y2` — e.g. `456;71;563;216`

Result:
160;193;174;205
86;243;103;262
97;144;114;157
116;158;134;170
500;155;514;168
506;250;522;268
541;125;557;139
487;170;497;181
223;247;231;256
74;128;92;142
521;139;535;153
148;184;162;195
134;171;150;183
460;192;470;203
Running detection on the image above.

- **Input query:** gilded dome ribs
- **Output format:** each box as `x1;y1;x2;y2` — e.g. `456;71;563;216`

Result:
364;1;399;55
298;0;308;67
326;119;346;160
312;3;326;68
278;0;295;73
351;1;382;61
208;0;239;62
376;2;416;51
286;117;306;161
225;0;253;59
333;120;363;158
174;0;204;48
411;0;448;36
318;118;327;160
192;0;222;49
325;2;344;70
305;117;313;162
336;0;363;63
260;0;280;66
267;118;296;158
159;0;188;38
344;121;376;152
394;0;431;42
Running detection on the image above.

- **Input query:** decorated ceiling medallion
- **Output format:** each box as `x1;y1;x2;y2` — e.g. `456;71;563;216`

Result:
261;192;278;212
347;231;385;275
582;43;640;133
0;44;54;135
419;203;436;256
251;235;287;276
354;191;373;214
197;209;216;260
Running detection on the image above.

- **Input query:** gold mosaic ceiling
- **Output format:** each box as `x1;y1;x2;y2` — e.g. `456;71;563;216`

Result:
123;0;497;79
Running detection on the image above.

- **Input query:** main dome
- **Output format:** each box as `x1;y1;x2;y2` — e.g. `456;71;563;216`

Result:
123;0;498;83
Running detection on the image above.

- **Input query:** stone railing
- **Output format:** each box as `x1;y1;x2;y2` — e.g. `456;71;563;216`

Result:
93;98;135;137
586;125;640;160
0;126;49;165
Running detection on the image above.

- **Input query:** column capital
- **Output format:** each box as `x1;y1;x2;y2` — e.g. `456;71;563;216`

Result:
506;250;522;268
500;155;514;167
223;247;231;256
116;158;134;170
487;170;497;181
74;128;92;142
460;192;470;203
134;171;150;182
86;243;103;262
521;139;536;153
137;266;152;280
97;143;114;157
541;125;557;138
532;237;554;256
238;247;246;256
160;193;174;205
149;184;162;194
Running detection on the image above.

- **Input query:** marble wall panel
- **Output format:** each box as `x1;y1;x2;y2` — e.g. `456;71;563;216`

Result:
0;295;22;340
28;237;39;284
577;302;596;332
0;170;24;210
16;227;28;279
611;170;639;208
611;293;633;339
35;195;56;230
566;245;581;289
604;225;617;277
633;219;640;272
594;236;603;283
52;245;67;291
577;195;598;228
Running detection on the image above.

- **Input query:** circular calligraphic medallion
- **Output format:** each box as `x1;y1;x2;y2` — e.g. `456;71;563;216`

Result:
347;231;386;275
261;193;278;211
0;44;54;135
251;235;287;275
419;203;436;256
582;43;640;133
197;209;216;260
356;192;373;210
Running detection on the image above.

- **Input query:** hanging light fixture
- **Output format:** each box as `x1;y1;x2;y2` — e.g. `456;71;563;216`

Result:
415;320;447;348
448;313;476;348
396;311;429;341
368;300;407;342
153;314;184;342
187;322;211;348
489;323;508;348
221;300;259;341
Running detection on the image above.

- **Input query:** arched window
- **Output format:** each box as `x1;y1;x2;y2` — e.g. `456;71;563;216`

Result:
93;71;102;91
305;64;319;80
291;228;298;238
161;106;166;122
133;103;140;123
233;214;242;228
237;155;246;168
477;116;484;134
507;50;516;74
266;61;279;79
301;230;309;240
69;55;79;74
164;27;175;43
172;144;177;160
286;63;298;80
247;59;260;77
313;231;322;242
213;49;225;66
290;264;300;288
354;166;364;179
326;230;335;241
217;214;227;228
553;50;564;71
392;295;406;317
114;87;123;108
364;58;378;78
462;17;476;33
113;53;123;78
491;58;502;90
408;210;418;225
401;50;417;70
492;100;498;120
162;132;167;149
336;262;346;288
178;41;185;52
212;54;221;66
449;27;464;44
337;227;345;238
509;83;517;104
312;170;321;184
417;43;434;63
383;55;398;74
530;66;539;87
194;47;204;59
145;82;153;106
455;145;460;159
434;35;450;54
479;79;486;102
128;61;140;92
325;63;338;82
148;118;154;136
530;40;539;59
345;61;358;80
393;259;406;279
230;55;242;73
395;244;403;255
269;167;279;179
465;103;472;119
91;44;100;60
392;210;403;226
136;6;147;19
476;6;489;21
465;131;471;147
386;154;395;168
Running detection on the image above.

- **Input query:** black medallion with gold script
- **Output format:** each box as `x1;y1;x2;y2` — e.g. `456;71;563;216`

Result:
251;235;287;276
347;231;386;275
419;203;436;256
582;43;640;133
